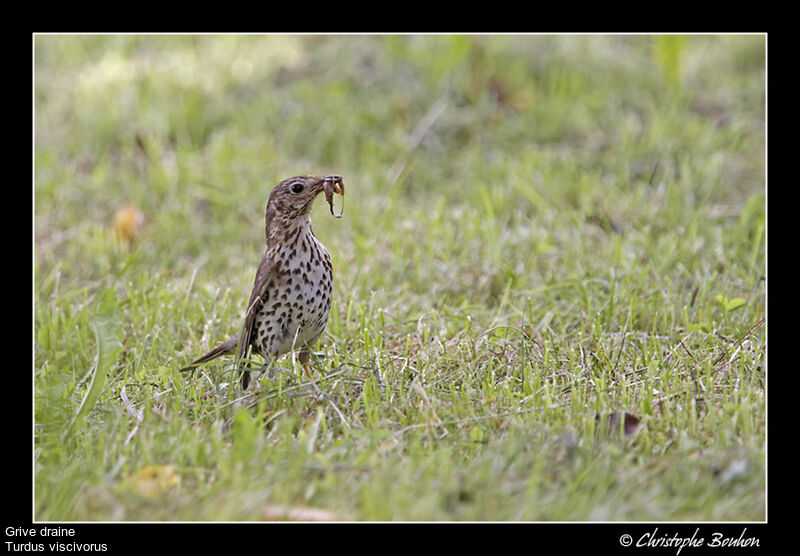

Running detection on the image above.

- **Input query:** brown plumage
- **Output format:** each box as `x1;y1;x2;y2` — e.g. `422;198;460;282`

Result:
181;175;344;389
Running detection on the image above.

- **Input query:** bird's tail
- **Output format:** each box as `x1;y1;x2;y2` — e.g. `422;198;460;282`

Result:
179;335;240;372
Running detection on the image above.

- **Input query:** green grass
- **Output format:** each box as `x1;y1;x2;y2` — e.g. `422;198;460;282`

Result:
34;34;765;521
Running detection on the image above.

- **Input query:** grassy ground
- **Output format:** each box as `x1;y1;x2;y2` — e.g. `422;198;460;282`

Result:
34;34;765;521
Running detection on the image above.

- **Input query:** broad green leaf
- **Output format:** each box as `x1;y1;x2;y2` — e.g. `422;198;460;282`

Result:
725;298;747;312
66;289;123;435
37;322;51;351
232;408;258;464
653;35;687;87
714;294;747;313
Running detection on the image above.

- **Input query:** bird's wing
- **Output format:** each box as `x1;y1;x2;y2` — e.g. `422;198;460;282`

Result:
236;250;281;366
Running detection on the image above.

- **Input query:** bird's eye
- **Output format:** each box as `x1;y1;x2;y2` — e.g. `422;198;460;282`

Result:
291;182;304;194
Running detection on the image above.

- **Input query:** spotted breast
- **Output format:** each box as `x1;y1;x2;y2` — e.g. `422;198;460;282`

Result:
250;221;334;359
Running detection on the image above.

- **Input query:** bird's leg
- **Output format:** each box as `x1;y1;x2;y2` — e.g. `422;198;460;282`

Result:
298;349;312;378
238;359;253;390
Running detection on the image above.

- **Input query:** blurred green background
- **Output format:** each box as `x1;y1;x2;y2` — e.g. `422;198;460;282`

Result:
34;35;764;291
34;35;765;521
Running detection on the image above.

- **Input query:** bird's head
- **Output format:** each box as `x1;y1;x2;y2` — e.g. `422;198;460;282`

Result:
264;175;344;240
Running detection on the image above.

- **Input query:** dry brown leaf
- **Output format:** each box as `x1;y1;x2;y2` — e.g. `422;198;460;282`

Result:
113;204;144;243
123;464;179;498
595;412;643;439
260;504;343;522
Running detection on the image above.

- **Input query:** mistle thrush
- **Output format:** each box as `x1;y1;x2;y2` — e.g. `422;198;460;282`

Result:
181;175;344;389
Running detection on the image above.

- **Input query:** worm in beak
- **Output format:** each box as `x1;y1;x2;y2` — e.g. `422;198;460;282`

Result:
321;175;345;218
